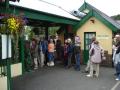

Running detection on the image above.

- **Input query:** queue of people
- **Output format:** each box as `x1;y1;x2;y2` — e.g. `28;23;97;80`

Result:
24;34;120;81
24;35;81;71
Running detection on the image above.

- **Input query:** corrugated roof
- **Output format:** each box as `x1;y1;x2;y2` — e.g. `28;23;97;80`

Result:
84;3;120;29
10;0;80;21
116;20;120;24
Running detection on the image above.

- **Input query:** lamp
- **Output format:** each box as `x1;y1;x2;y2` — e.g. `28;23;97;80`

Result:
90;19;95;23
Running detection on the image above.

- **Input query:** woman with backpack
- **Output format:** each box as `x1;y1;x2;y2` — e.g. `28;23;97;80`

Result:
86;40;104;78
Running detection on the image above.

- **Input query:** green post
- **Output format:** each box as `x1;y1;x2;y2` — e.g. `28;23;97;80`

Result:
45;26;48;40
5;0;12;90
19;36;25;74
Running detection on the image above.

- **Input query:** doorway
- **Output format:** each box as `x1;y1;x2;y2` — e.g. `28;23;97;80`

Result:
84;32;96;64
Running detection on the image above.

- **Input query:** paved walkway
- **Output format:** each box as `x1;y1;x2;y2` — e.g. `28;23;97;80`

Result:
12;65;120;90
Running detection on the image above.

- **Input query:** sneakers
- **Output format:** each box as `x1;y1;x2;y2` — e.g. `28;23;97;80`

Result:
47;62;50;66
34;67;38;70
74;66;80;71
50;61;54;66
115;78;120;81
86;74;92;77
47;61;55;66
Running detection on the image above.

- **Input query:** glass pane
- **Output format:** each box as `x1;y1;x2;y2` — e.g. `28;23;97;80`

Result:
86;34;89;39
86;40;88;45
88;39;91;45
86;45;89;50
85;32;95;50
89;34;93;39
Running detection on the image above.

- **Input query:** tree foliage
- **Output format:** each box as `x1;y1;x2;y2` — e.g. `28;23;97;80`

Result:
111;14;120;20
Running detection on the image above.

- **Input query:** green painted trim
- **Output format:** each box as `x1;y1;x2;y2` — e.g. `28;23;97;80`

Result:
0;3;79;25
74;10;118;32
6;59;11;90
4;1;12;90
78;3;85;11
79;2;92;12
77;2;119;32
93;11;118;32
83;33;86;64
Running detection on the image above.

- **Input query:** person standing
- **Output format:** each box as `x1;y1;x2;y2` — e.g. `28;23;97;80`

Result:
84;37;96;73
64;39;68;67
86;41;104;77
74;36;81;71
113;34;120;80
66;38;74;68
24;40;32;71
47;39;55;66
114;44;120;80
39;37;48;67
30;38;39;69
56;37;62;61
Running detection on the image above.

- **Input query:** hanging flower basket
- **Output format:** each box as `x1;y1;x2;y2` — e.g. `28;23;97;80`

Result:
7;16;20;33
0;14;28;62
1;14;27;35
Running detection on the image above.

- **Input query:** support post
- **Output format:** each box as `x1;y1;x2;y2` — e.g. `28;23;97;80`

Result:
45;26;48;40
5;0;12;90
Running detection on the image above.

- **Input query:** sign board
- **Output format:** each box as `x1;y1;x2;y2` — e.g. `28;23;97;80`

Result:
2;35;12;59
97;35;109;39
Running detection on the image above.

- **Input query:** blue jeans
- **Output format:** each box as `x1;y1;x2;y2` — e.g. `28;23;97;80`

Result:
116;62;120;79
67;53;72;67
75;53;80;70
48;52;54;62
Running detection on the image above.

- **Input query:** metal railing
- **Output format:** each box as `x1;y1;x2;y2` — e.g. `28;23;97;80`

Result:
0;60;7;77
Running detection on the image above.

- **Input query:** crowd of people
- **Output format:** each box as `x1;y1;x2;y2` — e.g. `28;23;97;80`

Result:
24;35;81;71
24;34;120;81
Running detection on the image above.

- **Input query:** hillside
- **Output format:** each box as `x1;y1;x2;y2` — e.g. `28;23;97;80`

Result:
111;14;120;20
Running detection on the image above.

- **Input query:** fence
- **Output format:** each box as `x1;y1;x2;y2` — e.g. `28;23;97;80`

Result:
0;60;7;77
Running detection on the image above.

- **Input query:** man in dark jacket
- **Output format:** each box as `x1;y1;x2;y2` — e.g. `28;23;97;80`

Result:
74;36;81;71
66;38;74;68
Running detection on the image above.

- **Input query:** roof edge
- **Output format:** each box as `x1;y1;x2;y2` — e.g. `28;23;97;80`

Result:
73;10;93;31
78;2;119;32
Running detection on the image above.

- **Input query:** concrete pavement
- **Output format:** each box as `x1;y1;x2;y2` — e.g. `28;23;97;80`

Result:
12;65;119;90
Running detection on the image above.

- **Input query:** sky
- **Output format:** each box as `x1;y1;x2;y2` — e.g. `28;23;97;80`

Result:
40;0;120;16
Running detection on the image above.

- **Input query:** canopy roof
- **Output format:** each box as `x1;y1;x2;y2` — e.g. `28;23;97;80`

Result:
10;0;80;21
